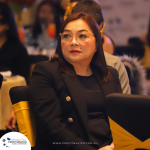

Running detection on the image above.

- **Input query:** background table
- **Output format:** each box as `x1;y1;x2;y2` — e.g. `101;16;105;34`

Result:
0;75;26;130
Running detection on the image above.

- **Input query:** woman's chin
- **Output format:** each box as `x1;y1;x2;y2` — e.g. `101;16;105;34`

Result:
66;57;84;64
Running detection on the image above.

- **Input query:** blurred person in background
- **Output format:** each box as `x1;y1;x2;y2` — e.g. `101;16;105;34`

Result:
0;2;30;81
25;0;65;50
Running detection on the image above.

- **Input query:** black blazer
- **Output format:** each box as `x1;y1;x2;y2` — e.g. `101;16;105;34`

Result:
28;61;122;150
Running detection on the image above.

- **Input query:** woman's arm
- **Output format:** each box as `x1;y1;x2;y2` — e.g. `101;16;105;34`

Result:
28;62;97;150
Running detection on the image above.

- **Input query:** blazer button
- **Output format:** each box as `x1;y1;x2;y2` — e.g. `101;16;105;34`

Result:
68;118;73;123
66;96;71;102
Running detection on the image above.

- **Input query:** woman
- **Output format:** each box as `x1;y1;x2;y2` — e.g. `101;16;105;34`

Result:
28;12;122;150
25;0;64;50
0;2;30;80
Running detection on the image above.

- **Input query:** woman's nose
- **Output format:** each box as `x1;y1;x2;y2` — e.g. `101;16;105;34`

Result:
70;35;79;45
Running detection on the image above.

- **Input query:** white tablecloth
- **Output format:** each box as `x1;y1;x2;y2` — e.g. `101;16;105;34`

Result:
0;75;26;130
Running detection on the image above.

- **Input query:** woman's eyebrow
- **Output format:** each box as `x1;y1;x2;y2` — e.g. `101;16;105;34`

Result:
63;29;71;32
78;29;88;32
63;29;88;32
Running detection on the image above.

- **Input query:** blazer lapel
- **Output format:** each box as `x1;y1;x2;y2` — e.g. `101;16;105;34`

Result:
61;73;90;140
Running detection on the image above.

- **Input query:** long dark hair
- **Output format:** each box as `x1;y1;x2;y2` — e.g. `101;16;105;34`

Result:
32;0;63;39
52;12;110;82
0;2;19;42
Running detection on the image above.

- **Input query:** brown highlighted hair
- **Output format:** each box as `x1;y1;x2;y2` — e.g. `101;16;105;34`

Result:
52;12;110;82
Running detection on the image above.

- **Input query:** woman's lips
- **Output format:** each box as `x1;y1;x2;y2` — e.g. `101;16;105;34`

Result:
70;50;81;54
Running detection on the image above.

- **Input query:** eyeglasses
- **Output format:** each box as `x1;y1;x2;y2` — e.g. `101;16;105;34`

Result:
59;31;94;43
100;23;106;33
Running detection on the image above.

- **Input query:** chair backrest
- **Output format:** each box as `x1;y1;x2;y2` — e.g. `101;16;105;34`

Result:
105;93;150;150
0;74;3;89
29;55;49;76
9;86;36;148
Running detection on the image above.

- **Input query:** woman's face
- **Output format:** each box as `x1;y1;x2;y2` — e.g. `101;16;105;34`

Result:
38;4;55;25
61;19;96;65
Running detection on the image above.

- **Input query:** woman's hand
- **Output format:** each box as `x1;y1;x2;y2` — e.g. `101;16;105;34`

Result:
5;110;18;131
99;142;114;150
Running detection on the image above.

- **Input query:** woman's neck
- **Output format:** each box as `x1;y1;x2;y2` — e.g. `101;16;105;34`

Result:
73;64;92;76
0;34;7;48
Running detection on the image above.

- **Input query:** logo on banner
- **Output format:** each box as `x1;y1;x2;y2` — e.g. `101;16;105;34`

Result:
0;132;31;150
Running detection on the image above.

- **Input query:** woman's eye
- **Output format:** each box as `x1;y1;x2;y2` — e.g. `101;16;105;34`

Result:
63;34;70;38
79;34;87;38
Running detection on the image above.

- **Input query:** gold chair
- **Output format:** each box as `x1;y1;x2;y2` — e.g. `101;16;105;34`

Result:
9;86;36;148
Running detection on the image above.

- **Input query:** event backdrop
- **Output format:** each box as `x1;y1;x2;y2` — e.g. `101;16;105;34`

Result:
96;0;150;46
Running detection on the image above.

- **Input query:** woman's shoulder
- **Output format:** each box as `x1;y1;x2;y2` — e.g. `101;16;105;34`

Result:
33;61;59;75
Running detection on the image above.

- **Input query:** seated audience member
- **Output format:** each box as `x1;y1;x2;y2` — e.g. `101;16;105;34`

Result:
72;0;130;94
0;2;30;80
25;0;64;50
28;12;122;150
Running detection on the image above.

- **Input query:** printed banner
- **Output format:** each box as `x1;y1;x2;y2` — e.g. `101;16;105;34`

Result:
97;0;150;45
